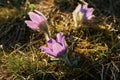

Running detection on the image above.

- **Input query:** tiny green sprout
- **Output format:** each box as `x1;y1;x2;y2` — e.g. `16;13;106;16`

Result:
100;52;106;57
29;4;35;11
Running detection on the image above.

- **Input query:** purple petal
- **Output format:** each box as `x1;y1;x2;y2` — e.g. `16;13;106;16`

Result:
86;8;94;20
80;9;86;14
56;32;63;43
34;10;47;20
87;8;94;15
25;20;39;30
47;39;56;49
28;12;45;24
88;8;94;12
87;15;94;20
52;42;64;57
61;36;66;48
40;46;49;51
80;4;88;13
40;46;54;56
83;4;88;10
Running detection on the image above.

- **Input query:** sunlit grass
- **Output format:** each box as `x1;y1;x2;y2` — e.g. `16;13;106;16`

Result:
0;0;120;80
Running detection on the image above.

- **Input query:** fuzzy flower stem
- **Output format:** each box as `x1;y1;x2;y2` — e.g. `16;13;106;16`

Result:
44;31;50;41
60;50;72;66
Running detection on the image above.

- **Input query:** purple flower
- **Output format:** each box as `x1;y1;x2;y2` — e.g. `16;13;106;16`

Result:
25;10;50;41
73;4;94;25
25;10;47;31
40;32;67;58
80;4;94;20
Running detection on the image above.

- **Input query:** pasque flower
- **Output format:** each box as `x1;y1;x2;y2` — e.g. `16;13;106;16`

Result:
25;10;50;41
25;10;47;31
40;32;66;58
73;4;94;27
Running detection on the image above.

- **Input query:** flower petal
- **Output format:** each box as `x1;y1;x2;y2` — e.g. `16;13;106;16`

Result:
80;8;87;14
61;36;66;48
56;32;63;43
25;20;39;30
75;4;82;12
52;42;64;57
47;39;56;49
40;46;54;56
83;4;88;10
87;15;94;20
28;12;44;24
34;10;47;20
78;12;84;21
86;8;94;20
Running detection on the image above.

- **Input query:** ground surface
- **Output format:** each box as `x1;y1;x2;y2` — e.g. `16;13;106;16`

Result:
0;0;120;80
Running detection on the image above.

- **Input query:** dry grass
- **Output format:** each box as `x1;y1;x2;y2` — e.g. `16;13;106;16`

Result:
0;0;120;80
